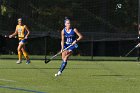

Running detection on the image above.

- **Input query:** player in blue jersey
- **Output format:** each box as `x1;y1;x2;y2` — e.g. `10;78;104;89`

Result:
55;18;83;76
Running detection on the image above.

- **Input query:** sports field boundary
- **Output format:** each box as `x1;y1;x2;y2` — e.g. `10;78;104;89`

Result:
0;55;139;61
0;86;46;93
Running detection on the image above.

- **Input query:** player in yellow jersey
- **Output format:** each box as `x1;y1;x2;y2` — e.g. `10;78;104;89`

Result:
9;18;30;64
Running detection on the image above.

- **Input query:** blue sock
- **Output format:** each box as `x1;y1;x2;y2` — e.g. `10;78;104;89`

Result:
59;61;67;73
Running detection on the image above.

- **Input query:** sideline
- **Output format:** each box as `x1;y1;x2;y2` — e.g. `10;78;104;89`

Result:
0;85;46;93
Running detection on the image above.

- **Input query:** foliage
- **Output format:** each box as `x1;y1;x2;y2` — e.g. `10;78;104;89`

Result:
0;0;138;33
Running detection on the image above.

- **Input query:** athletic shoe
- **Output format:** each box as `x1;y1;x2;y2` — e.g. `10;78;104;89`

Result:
16;60;22;64
55;71;62;77
26;60;31;64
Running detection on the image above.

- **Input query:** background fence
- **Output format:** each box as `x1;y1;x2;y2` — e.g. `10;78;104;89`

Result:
0;0;139;60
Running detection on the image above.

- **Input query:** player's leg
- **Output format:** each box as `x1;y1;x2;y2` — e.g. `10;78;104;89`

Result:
55;50;72;76
59;51;72;72
17;43;24;64
21;45;30;64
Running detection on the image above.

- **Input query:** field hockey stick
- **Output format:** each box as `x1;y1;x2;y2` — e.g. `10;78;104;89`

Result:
45;44;73;64
125;44;140;57
3;35;17;39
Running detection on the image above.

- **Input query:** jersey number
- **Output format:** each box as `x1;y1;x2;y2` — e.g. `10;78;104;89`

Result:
18;28;23;37
66;38;72;43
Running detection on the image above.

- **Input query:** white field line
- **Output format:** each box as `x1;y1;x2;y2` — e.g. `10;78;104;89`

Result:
0;79;16;82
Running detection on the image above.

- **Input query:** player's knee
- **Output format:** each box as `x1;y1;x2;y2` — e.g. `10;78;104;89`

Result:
21;48;25;52
65;56;69;60
63;58;67;62
62;56;67;61
62;56;65;60
17;48;20;52
62;52;66;59
17;46;22;52
63;56;69;61
62;56;66;61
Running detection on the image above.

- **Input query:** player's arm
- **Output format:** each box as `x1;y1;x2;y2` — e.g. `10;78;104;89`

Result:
138;25;140;41
24;25;30;39
72;28;83;45
9;27;18;38
61;29;64;51
139;26;140;35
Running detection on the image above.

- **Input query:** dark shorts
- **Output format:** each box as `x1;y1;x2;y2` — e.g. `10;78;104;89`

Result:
64;44;78;51
19;39;27;44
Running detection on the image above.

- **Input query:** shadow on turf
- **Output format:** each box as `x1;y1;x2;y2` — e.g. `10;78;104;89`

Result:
0;67;98;69
91;75;140;76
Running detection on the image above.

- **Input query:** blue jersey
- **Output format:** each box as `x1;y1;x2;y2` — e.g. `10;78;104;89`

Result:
64;28;76;44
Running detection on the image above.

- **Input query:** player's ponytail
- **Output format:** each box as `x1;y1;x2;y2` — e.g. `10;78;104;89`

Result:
64;17;70;24
17;18;22;21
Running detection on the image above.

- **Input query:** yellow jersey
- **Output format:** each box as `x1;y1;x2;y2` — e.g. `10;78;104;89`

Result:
16;25;26;40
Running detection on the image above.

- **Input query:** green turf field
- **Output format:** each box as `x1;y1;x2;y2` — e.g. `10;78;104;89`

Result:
0;59;140;93
0;55;138;61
